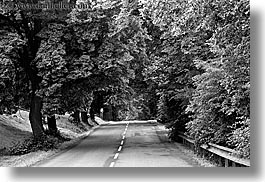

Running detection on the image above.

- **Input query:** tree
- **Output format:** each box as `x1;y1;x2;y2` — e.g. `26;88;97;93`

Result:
1;0;250;159
186;0;250;158
1;1;42;138
62;0;137;121
0;31;30;114
141;0;204;139
0;0;76;138
36;0;145;123
141;0;250;159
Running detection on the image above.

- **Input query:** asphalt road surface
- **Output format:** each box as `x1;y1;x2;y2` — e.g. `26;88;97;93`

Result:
34;121;201;167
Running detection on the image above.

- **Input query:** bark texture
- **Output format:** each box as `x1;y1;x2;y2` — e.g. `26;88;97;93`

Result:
47;115;57;134
29;95;44;139
80;111;89;125
72;110;80;123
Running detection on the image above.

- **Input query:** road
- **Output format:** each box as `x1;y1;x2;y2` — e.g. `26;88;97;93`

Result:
34;121;201;167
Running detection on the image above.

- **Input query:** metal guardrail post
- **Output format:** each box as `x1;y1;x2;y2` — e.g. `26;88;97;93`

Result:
178;134;250;167
225;158;229;167
218;157;222;166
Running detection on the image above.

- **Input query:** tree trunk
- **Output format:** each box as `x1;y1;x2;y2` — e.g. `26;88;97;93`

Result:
29;95;44;139
80;111;88;124
80;111;89;125
89;107;96;123
72;110;80;123
47;115;58;135
103;105;113;121
112;106;118;121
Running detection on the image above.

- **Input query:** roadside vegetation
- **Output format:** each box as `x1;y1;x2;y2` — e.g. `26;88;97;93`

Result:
0;110;100;157
0;0;250;159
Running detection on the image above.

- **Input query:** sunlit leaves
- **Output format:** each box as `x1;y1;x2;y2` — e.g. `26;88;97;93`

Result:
142;0;250;158
184;0;250;157
0;30;28;113
0;0;250;156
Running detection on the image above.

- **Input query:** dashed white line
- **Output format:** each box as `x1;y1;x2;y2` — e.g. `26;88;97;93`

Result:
110;162;115;167
114;153;119;160
109;124;129;167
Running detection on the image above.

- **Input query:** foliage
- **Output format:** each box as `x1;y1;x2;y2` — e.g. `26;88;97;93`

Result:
0;0;74;137
8;134;70;155
0;0;250;158
142;0;201;139
142;0;250;158
34;0;147;120
185;0;250;158
227;118;250;158
0;30;29;114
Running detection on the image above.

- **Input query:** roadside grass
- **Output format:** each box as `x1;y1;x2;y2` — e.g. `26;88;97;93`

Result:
0;110;101;167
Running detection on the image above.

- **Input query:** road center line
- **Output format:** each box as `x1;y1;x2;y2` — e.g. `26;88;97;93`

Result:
110;124;129;168
114;153;119;160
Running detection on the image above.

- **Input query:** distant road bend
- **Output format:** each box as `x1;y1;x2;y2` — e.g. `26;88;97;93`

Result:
34;120;201;167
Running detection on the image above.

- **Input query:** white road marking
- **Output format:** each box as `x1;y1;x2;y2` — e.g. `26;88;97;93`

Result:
110;124;130;167
110;162;115;167
114;153;119;160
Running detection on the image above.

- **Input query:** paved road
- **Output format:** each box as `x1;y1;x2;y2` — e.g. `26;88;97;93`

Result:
34;121;201;167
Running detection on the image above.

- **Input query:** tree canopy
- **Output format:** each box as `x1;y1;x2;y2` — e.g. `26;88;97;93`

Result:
0;0;250;158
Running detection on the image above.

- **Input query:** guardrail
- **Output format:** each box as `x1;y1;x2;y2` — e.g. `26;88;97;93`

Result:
178;133;250;167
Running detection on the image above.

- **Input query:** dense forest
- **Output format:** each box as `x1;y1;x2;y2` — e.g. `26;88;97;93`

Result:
0;0;250;158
